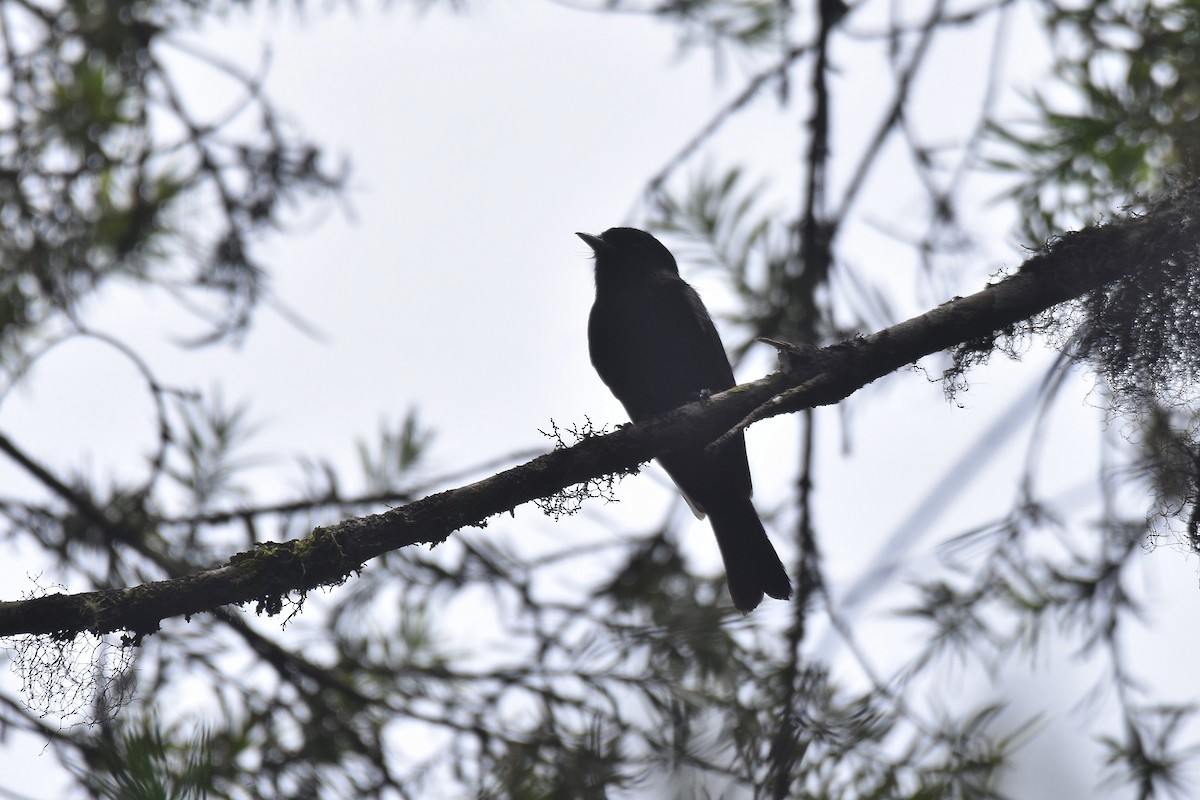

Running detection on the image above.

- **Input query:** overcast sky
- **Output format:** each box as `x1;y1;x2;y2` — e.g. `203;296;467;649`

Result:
1;1;1196;797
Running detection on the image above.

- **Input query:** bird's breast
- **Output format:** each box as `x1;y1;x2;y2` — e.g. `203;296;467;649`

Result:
587;290;718;421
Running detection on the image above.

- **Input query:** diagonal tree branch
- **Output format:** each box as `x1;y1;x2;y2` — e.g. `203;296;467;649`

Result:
1;186;1197;639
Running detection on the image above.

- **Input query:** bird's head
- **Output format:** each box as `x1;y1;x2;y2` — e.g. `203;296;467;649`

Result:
576;228;680;276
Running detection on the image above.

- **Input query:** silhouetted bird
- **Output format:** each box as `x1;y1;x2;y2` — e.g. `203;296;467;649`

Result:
578;227;791;612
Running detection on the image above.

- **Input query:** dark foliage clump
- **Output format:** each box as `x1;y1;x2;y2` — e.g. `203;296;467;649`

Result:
1068;187;1200;408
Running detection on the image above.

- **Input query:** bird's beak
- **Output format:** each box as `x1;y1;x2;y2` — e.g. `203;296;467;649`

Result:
576;232;605;253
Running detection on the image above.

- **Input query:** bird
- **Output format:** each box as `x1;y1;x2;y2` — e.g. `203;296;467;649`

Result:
578;227;791;612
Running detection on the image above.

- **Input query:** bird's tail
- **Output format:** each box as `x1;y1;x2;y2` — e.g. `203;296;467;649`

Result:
706;500;792;612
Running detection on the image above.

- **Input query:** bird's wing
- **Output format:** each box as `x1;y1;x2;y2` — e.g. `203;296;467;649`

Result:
653;275;738;393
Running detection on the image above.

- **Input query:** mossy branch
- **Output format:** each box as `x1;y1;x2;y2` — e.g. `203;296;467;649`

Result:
4;184;1200;639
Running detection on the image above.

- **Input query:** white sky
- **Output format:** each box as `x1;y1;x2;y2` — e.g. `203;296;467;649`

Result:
0;1;1196;797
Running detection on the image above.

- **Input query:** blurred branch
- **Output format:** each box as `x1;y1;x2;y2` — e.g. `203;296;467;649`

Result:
154;446;543;527
768;0;841;788
645;41;814;201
